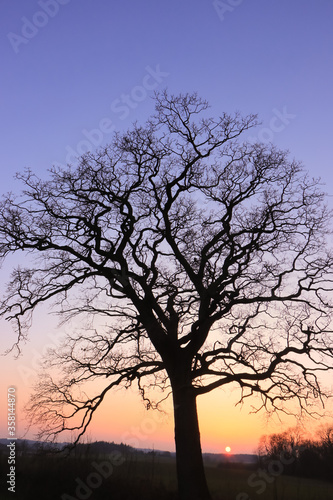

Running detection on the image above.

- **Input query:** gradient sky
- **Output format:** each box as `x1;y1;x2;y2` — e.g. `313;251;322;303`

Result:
1;0;333;453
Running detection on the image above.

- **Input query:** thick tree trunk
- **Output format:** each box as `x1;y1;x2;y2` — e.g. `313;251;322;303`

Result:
171;378;212;500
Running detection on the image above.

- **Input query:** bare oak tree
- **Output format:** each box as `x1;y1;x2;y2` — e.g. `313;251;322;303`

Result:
1;92;333;500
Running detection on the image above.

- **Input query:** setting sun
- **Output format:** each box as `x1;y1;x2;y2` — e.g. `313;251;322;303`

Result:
225;446;231;453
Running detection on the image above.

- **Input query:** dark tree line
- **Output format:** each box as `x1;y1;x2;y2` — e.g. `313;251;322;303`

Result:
259;424;333;482
1;91;333;500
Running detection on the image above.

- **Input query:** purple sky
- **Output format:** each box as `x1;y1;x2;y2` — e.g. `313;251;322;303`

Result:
0;0;333;451
1;1;332;191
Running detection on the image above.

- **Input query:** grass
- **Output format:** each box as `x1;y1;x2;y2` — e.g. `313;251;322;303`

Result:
206;465;333;500
1;451;333;499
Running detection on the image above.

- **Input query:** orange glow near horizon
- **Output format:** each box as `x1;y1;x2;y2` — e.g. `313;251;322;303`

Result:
1;351;332;455
1;320;333;454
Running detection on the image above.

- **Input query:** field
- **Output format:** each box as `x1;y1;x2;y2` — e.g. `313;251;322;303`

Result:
1;450;333;500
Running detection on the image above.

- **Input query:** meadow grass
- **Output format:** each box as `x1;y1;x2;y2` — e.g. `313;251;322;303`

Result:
1;451;332;499
205;465;333;500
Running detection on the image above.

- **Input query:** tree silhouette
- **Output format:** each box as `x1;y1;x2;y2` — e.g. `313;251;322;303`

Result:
1;92;333;500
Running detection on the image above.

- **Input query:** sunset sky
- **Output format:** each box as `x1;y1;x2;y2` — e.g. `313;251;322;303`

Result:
1;0;333;454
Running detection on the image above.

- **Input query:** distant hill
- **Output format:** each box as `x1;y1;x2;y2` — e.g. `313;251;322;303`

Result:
74;440;135;456
0;438;66;453
0;438;257;463
0;438;134;455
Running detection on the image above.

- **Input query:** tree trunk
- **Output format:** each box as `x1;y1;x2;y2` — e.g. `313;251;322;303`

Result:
171;377;212;500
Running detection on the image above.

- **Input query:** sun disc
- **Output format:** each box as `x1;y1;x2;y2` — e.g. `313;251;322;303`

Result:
225;446;231;453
